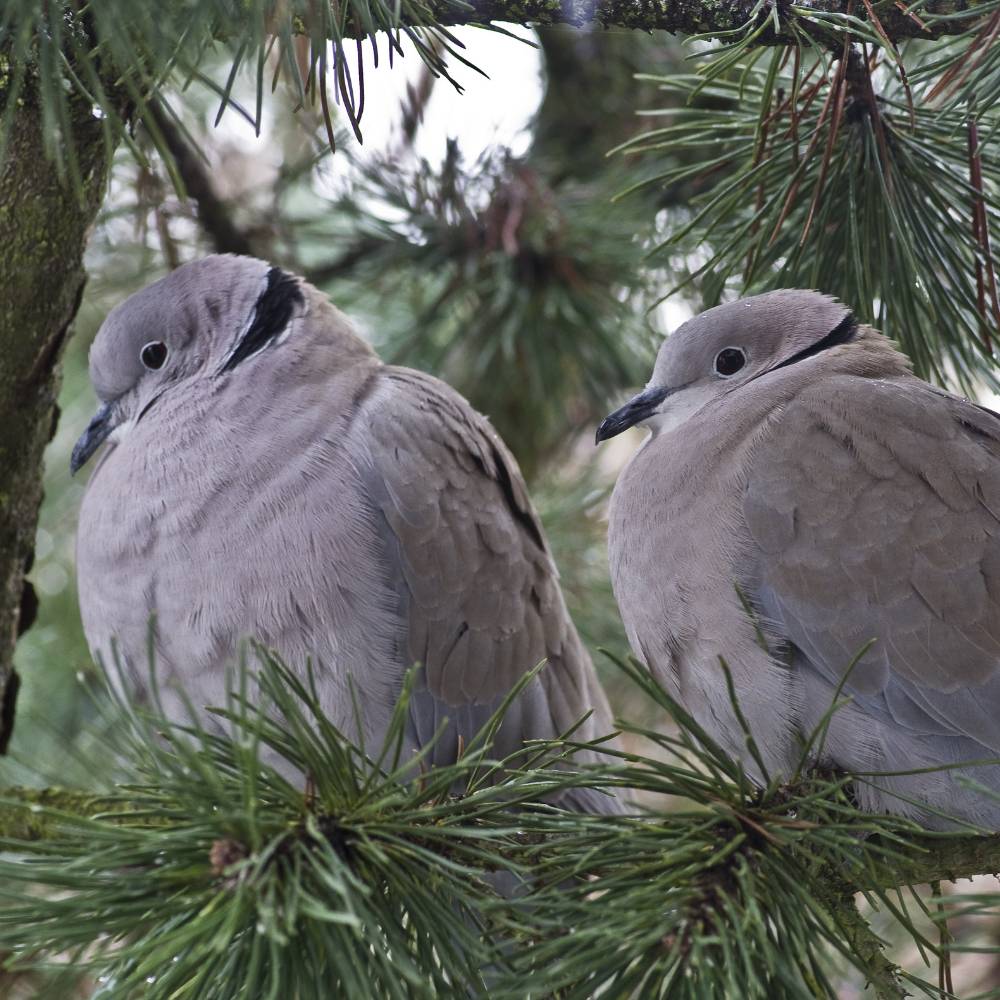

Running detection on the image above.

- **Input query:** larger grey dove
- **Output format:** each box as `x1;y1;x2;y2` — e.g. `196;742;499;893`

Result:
72;254;618;812
597;290;1000;828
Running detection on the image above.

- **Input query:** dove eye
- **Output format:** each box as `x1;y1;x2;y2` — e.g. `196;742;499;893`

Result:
714;347;746;377
141;341;168;370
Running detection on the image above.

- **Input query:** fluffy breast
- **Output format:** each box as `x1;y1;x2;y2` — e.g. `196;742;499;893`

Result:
75;376;404;740
607;407;800;780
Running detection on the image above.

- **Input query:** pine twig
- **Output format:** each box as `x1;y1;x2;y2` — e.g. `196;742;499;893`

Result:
0;788;127;840
144;98;257;257
968;115;1000;351
853;832;1000;891
817;877;907;1000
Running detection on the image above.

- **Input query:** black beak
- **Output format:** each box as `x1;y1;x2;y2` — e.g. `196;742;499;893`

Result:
595;386;670;444
71;402;116;475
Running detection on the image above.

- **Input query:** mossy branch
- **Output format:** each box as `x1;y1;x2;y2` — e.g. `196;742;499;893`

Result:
0;58;117;754
856;831;1000;890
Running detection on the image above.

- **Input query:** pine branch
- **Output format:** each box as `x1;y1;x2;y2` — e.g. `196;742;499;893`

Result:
328;144;656;481
622;46;1000;395
0;788;127;841
365;0;990;43
0;652;576;997
855;832;1000;890
4;785;1000;888
3;650;998;996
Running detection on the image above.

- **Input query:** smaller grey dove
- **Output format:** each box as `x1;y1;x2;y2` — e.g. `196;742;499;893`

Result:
72;255;619;812
598;290;1000;828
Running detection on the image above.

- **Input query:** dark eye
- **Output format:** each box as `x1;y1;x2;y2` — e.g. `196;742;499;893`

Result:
714;347;746;377
141;341;168;370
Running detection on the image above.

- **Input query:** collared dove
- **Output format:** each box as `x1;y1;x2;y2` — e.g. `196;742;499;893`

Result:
597;290;1000;828
72;254;618;812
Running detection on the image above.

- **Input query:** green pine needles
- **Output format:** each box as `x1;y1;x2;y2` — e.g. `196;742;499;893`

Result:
617;18;1000;396
2;648;1000;998
0;653;585;998
0;0;488;184
4;0;1000;393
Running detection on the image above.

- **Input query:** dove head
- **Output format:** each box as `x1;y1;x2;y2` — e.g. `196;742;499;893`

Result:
596;290;859;442
72;255;373;474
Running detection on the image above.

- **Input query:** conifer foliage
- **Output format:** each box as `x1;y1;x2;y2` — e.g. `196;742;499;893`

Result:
2;1;1000;996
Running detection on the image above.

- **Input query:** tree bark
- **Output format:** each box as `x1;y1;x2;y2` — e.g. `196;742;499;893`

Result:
0;70;116;752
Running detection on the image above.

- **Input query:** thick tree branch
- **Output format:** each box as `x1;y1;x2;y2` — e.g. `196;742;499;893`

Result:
390;0;988;43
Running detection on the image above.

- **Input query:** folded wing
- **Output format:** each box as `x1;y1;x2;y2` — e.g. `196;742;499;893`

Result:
744;376;1000;752
357;367;619;811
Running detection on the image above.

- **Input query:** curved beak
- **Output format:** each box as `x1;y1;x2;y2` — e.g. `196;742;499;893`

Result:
595;386;670;444
71;402;116;475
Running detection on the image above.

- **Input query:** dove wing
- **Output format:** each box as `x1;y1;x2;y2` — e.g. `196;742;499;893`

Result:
743;375;1000;751
357;367;618;810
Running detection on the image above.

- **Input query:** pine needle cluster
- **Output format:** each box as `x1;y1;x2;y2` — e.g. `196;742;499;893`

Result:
618;10;1000;393
3;650;1000;998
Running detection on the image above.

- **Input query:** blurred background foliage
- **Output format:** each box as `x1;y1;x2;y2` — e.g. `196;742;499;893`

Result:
5;4;1000;993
